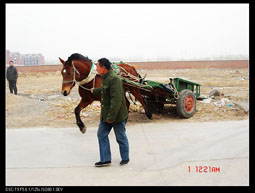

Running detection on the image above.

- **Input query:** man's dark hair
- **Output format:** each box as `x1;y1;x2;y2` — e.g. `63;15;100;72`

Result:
98;58;111;70
9;61;13;63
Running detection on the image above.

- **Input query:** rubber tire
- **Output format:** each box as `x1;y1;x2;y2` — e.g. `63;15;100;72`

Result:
176;89;196;118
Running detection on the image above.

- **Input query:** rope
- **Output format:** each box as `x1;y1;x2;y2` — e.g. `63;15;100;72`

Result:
74;79;92;91
171;78;179;99
117;66;140;82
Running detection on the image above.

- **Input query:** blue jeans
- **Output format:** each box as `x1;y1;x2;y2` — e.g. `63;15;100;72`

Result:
97;120;129;162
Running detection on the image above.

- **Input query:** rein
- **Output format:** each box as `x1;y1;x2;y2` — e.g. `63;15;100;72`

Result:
62;61;96;91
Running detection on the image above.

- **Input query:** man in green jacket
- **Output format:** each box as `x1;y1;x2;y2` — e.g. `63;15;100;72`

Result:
91;58;129;167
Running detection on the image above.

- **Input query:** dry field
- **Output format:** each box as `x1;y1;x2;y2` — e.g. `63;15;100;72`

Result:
6;60;249;129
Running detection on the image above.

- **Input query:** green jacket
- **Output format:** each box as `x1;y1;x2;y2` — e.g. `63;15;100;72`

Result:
93;69;128;123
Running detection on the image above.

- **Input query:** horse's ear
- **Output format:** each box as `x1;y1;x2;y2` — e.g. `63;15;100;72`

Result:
59;57;65;65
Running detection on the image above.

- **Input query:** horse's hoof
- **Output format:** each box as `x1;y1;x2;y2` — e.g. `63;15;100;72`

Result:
145;111;152;119
80;126;86;134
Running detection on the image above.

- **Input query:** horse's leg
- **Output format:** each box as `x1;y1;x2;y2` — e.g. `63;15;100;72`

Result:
75;99;91;134
129;88;152;119
123;94;130;121
124;92;130;112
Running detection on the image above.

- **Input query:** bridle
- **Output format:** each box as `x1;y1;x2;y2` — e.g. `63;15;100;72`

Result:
62;60;96;91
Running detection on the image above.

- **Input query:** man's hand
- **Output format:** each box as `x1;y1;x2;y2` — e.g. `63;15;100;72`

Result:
107;121;113;124
90;88;94;94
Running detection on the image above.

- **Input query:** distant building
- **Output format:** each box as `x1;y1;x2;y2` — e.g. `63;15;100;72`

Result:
6;50;45;66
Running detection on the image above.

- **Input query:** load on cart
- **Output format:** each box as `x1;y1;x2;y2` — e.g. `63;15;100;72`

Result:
112;62;201;118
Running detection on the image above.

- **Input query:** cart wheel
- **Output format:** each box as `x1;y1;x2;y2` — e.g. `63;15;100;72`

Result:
176;89;196;118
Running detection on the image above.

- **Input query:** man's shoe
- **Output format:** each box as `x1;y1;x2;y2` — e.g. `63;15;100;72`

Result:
95;161;111;167
120;159;129;165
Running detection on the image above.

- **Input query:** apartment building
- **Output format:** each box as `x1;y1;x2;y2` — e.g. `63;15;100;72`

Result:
6;50;45;66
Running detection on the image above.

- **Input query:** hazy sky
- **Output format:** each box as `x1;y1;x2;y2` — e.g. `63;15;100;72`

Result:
6;3;249;63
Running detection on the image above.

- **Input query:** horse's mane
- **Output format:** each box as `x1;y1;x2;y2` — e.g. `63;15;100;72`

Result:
66;53;92;65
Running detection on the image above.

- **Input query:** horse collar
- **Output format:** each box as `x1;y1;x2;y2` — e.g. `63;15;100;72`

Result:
78;61;97;85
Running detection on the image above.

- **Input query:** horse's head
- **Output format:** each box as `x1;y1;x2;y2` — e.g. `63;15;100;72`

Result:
59;57;78;96
59;54;94;96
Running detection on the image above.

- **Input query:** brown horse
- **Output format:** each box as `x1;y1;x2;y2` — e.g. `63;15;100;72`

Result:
59;53;151;134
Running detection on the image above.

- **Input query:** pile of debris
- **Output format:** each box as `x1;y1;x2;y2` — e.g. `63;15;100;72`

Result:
199;88;249;113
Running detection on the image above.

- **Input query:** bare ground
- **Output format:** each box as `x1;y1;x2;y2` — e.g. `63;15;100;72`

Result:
6;66;249;129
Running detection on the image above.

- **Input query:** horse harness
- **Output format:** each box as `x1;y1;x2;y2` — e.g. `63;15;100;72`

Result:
62;61;96;91
62;60;141;92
